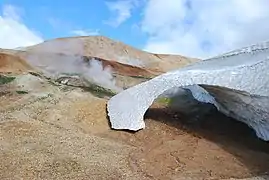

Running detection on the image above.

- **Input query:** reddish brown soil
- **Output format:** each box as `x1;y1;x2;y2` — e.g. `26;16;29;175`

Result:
99;103;269;180
0;53;33;74
85;56;161;77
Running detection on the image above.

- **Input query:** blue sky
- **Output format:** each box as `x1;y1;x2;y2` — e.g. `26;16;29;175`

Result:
0;0;269;58
0;0;147;48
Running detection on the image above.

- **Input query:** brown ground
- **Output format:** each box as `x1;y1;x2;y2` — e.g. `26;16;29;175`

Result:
0;72;268;180
0;37;268;179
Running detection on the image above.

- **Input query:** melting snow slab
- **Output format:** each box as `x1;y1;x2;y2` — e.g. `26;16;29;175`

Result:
107;41;269;141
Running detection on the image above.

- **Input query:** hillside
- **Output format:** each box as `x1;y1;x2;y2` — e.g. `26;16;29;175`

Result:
1;36;197;90
24;36;199;72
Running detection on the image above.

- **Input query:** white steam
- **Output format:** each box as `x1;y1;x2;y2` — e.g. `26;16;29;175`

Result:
82;58;121;91
22;38;122;92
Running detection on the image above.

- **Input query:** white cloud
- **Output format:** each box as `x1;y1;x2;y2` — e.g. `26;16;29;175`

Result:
0;4;43;49
3;4;22;21
141;0;269;58
105;0;140;27
71;29;100;36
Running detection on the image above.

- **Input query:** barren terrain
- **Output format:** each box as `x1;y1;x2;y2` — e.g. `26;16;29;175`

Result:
0;36;268;179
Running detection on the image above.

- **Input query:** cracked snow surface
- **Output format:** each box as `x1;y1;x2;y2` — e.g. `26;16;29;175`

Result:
107;41;269;141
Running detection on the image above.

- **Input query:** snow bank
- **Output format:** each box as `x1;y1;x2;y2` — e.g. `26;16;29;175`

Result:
107;41;269;141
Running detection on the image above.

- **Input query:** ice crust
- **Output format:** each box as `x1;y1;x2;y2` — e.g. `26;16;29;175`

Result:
107;41;269;141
